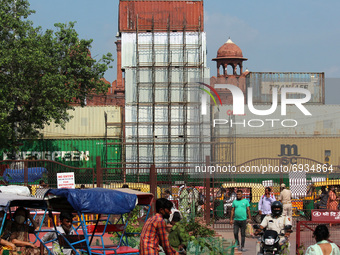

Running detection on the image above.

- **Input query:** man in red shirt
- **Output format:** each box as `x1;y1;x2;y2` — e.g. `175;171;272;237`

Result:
140;198;186;255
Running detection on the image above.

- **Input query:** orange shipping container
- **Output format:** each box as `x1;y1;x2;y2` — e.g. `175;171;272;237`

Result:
119;0;204;32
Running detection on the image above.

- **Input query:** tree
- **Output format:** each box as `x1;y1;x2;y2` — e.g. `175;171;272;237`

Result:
0;0;113;154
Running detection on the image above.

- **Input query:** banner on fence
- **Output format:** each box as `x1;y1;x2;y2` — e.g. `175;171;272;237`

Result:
311;210;340;221
57;172;75;189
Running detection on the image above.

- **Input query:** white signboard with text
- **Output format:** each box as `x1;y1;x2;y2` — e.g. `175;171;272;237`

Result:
57;172;75;189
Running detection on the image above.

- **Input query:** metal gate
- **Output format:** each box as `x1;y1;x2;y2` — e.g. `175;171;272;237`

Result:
208;157;340;230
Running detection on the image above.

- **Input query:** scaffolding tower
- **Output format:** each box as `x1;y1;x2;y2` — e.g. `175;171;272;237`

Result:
105;10;236;178
123;15;210;170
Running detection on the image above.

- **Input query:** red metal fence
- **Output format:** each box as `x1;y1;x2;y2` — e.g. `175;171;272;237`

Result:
1;157;338;232
296;221;340;254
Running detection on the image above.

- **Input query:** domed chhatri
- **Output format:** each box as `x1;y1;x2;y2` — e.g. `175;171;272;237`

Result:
212;38;247;77
215;39;247;60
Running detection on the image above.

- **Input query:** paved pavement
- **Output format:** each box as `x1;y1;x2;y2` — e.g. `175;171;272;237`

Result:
216;230;297;255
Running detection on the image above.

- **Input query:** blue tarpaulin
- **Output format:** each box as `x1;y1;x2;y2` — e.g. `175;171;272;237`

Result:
3;167;47;183
46;188;138;214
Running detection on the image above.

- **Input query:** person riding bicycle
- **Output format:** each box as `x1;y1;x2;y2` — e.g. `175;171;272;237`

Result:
255;201;292;254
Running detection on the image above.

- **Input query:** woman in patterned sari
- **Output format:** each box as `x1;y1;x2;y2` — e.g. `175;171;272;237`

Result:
9;207;40;255
327;186;338;211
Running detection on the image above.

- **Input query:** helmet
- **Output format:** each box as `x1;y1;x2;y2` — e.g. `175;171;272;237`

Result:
271;201;283;217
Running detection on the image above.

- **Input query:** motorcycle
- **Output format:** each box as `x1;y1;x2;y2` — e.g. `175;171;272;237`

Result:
253;224;292;255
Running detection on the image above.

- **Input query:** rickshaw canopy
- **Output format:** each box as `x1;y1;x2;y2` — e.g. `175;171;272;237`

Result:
45;188;153;214
110;182;162;198
0;193;46;210
114;188;154;206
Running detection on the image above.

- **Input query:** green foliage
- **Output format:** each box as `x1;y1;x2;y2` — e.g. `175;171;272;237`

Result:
297;244;306;255
281;241;290;255
187;236;231;255
109;207;143;247
124;206;143;235
184;217;215;238
176;217;217;253
0;0;113;151
109;210;228;254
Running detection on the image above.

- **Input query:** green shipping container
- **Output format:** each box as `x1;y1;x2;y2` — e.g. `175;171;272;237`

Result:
1;139;122;169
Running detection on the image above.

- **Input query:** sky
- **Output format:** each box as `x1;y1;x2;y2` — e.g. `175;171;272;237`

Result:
28;0;340;103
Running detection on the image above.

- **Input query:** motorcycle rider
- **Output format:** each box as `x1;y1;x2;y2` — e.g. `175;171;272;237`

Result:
255;201;292;254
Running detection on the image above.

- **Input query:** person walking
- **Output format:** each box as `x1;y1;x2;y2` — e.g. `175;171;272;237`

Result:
258;187;276;222
230;190;252;252
279;183;292;217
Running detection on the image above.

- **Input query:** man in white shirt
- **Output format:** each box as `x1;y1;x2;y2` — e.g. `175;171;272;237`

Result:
40;212;75;255
258;187;276;222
